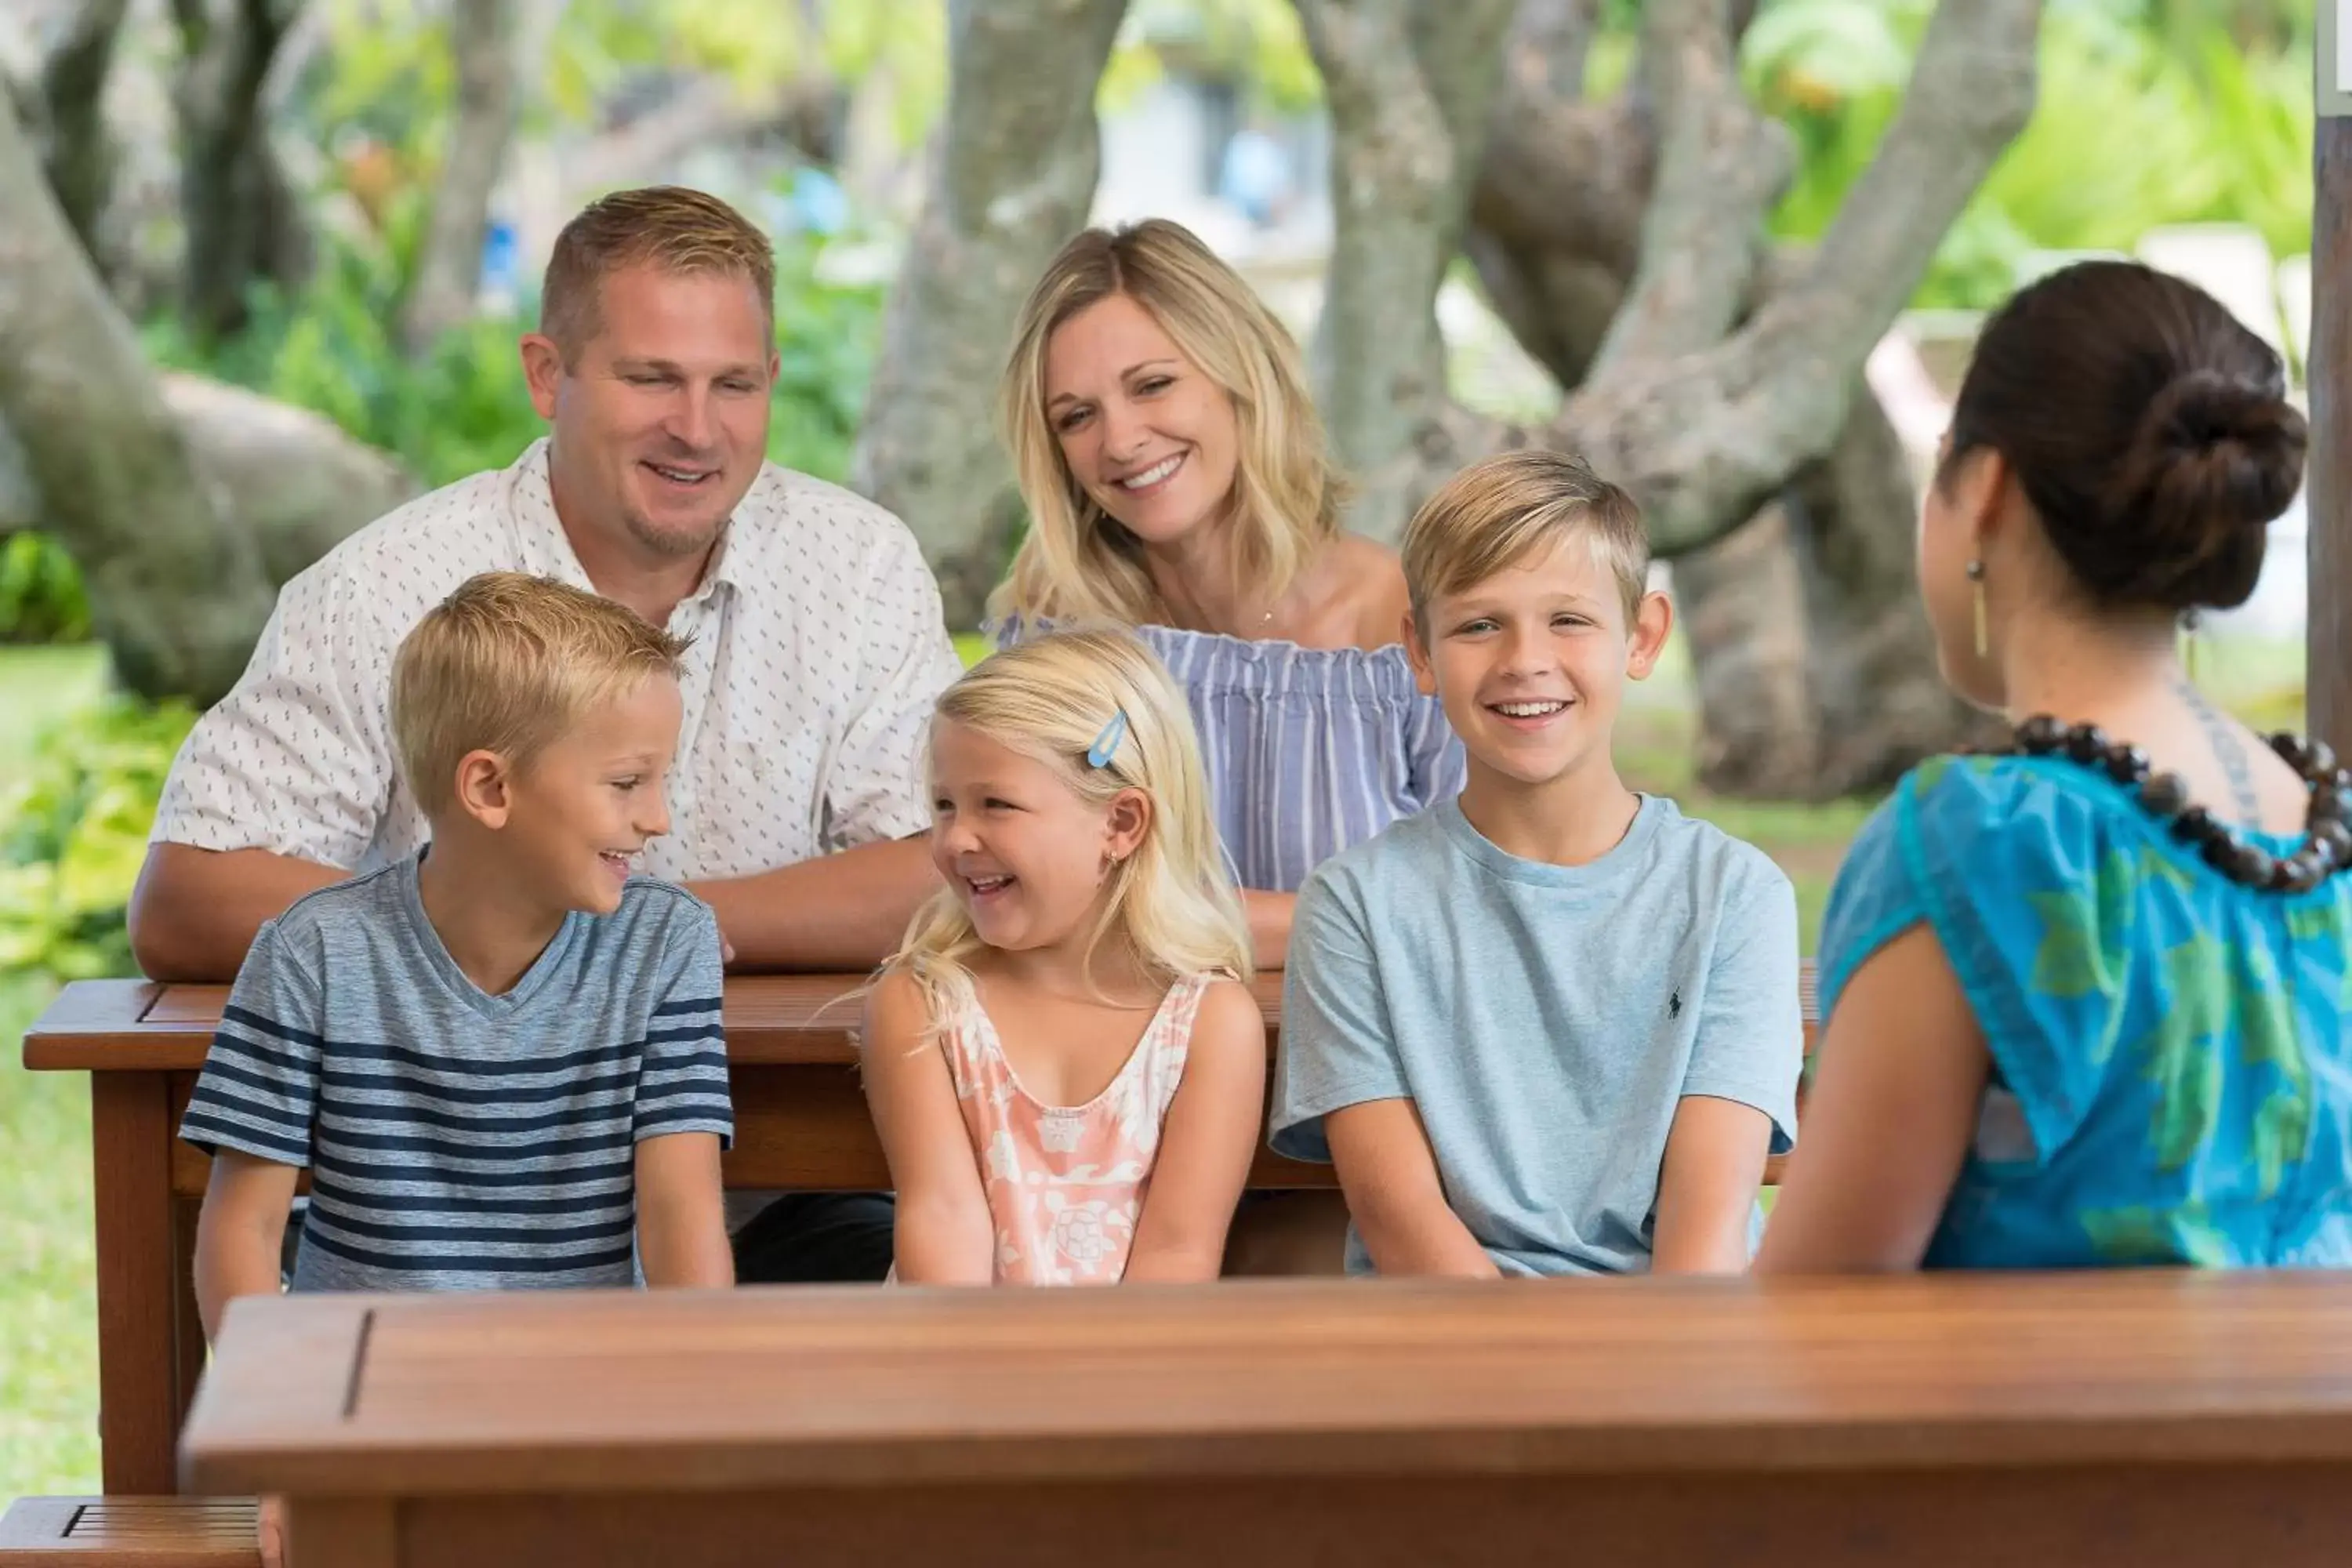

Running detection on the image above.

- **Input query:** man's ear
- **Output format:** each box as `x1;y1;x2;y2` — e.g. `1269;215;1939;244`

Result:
519;333;565;421
452;750;516;830
1625;591;1674;681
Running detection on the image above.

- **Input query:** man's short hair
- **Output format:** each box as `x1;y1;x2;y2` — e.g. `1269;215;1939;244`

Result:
391;572;690;816
538;185;776;363
1400;450;1650;632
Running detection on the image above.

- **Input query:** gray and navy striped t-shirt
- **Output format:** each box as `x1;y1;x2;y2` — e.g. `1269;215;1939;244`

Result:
177;855;733;1292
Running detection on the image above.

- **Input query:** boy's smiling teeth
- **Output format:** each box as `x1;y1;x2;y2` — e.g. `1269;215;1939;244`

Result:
1493;700;1569;717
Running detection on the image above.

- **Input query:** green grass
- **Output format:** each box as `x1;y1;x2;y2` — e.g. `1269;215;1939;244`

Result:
0;644;107;786
0;974;99;1499
2;647;106;1499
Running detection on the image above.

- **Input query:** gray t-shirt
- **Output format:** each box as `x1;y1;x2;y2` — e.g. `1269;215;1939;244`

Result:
1271;796;1802;1276
179;854;733;1292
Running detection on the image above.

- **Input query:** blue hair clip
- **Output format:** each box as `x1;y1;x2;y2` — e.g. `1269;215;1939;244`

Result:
1087;707;1129;768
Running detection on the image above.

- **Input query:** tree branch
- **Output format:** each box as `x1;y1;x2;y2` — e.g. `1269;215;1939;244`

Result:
1297;0;1517;540
172;0;308;339
1772;0;2039;354
1585;0;1789;376
1554;0;2041;556
33;0;132;252
1500;0;1601;104
400;0;525;356
848;0;1129;628
0;87;275;699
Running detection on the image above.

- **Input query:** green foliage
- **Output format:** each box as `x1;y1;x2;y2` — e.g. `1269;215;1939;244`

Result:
1109;0;1322;115
1744;0;2317;310
0;534;92;645
143;219;888;492
0;699;195;983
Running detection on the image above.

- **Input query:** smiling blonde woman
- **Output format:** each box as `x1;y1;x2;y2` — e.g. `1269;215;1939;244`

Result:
991;219;1465;965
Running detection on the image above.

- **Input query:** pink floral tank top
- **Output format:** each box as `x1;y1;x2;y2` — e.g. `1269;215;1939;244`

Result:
939;975;1212;1285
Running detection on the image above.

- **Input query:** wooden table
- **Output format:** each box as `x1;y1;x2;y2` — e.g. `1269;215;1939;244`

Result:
180;1272;2352;1567
26;968;1815;1497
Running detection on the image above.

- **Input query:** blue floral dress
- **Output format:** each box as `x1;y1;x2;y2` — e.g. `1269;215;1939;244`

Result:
1816;753;2352;1269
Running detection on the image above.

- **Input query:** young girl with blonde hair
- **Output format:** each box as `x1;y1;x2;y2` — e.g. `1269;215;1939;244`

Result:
861;627;1267;1285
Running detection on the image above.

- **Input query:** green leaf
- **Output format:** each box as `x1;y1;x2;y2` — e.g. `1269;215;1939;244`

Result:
2136;935;2233;1171
2081;1202;2231;1267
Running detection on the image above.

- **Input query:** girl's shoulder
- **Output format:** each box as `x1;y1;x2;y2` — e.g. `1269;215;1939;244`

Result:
1172;971;1262;1035
860;963;975;1050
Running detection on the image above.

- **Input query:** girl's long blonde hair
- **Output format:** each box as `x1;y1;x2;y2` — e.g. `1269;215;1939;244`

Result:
884;626;1252;1031
989;219;1346;626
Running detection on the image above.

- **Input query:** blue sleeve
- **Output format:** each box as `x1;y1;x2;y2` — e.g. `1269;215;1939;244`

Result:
1814;792;1929;1023
633;902;734;1149
1403;692;1467;810
1683;858;1804;1153
178;920;321;1167
1269;866;1407;1162
1900;756;2142;1160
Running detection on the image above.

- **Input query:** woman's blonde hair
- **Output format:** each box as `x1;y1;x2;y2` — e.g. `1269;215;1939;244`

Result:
883;626;1251;1031
990;219;1346;625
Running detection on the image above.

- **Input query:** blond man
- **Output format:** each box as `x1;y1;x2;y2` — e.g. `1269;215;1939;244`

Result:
183;572;734;1323
135;187;959;1280
1269;452;1803;1279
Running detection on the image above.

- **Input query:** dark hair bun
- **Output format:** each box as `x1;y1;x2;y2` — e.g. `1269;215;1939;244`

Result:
1944;260;2311;615
2100;367;2308;611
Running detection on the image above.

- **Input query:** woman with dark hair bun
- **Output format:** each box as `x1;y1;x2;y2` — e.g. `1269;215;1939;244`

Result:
1757;259;2350;1273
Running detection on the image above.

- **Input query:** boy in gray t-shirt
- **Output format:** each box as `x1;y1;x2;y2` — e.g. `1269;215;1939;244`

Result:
1271;453;1802;1277
180;574;735;1332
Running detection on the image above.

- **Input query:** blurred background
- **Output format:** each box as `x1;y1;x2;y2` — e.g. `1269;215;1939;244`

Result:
0;0;2320;1494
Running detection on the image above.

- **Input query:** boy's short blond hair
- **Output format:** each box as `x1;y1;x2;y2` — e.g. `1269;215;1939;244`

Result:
390;573;691;817
1400;450;1650;632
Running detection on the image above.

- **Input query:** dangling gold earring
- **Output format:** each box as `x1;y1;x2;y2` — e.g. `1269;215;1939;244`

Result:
1966;559;1988;660
2182;609;2201;686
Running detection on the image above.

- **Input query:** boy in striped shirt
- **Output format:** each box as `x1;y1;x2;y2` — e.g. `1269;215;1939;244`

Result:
182;572;735;1332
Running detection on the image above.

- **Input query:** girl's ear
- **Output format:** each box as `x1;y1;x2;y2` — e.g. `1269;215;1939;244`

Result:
1102;786;1152;866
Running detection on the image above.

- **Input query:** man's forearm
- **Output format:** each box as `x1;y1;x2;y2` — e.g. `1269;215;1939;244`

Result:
130;844;347;982
688;836;940;972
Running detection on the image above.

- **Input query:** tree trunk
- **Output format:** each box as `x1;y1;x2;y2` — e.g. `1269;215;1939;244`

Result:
0;93;415;700
1295;0;1519;541
1438;0;2035;797
399;0;525;356
31;0;133;261
170;0;309;340
849;0;1131;632
0;88;275;700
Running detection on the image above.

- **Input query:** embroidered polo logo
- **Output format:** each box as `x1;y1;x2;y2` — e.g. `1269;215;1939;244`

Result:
1668;990;1683;1019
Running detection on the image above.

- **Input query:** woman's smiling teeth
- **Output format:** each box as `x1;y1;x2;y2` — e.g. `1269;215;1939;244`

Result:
1116;452;1185;492
966;873;1015;897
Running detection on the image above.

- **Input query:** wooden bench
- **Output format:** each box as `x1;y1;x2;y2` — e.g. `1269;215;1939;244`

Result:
25;967;1818;1496
0;1496;258;1565
179;1272;2352;1567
